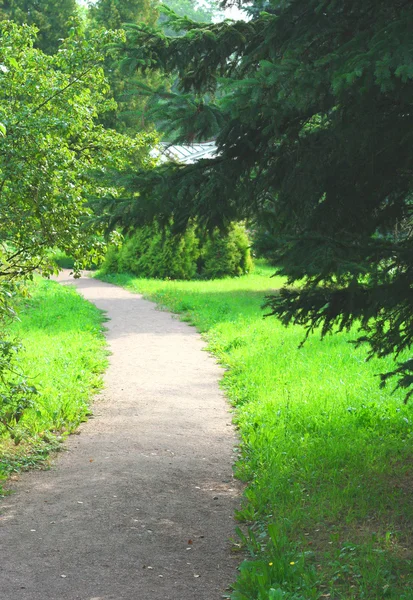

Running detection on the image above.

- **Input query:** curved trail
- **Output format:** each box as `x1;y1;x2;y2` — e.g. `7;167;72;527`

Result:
0;272;240;600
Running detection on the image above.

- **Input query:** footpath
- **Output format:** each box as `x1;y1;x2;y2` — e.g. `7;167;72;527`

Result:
0;271;240;600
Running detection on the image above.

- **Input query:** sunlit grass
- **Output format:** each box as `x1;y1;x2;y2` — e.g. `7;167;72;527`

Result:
97;262;413;599
0;277;107;481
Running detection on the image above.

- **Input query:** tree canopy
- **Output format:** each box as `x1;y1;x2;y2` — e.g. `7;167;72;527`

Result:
89;0;158;30
0;20;156;424
159;0;223;33
0;0;79;54
103;0;413;398
87;0;161;133
0;20;156;279
0;7;158;278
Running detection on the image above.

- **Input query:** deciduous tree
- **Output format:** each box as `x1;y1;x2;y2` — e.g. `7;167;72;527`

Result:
0;21;156;431
0;0;79;54
0;20;155;277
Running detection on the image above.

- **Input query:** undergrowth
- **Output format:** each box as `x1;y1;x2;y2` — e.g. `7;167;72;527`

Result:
0;277;107;489
97;262;413;599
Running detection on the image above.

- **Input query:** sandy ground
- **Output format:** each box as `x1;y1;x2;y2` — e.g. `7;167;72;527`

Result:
0;271;241;600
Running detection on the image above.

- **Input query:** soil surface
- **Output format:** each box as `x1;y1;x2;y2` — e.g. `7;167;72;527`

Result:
0;271;241;600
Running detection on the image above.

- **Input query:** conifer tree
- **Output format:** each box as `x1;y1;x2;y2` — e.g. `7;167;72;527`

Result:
102;0;413;398
159;0;223;33
0;0;79;54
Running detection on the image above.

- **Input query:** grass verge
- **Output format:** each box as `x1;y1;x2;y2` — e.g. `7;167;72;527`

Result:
0;277;107;489
97;263;413;600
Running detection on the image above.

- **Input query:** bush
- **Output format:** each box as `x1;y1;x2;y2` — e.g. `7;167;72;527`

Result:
0;339;38;444
100;221;253;280
100;245;120;274
202;223;253;279
118;222;200;280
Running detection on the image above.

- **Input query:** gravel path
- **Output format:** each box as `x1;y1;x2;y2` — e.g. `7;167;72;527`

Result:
0;271;240;600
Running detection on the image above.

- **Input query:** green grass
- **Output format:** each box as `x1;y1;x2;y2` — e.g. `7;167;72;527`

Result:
97;262;413;600
0;277;108;483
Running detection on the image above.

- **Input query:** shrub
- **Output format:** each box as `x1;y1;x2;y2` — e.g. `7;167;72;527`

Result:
99;245;120;275
201;223;253;279
0;339;37;444
103;221;200;280
50;250;75;269
100;220;253;280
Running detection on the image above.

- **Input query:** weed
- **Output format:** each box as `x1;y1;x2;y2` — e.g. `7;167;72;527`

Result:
0;277;107;482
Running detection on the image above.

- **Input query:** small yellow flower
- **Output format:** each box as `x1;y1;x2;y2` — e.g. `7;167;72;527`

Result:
268;562;273;566
290;561;295;565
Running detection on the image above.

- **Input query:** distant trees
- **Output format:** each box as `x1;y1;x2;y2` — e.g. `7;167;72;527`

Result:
88;0;160;133
89;0;158;29
0;0;79;54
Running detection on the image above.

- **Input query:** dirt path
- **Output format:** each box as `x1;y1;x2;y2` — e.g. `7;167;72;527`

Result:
0;271;240;600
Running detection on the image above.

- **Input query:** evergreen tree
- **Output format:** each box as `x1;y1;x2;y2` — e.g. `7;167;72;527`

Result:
103;0;413;398
0;0;79;54
159;0;223;34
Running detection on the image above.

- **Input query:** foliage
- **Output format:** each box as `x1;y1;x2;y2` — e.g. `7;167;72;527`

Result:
0;21;155;432
159;0;224;35
105;0;413;396
0;24;104;278
143;1;226;137
0;338;37;444
103;220;200;279
0;277;107;476
89;0;159;30
0;0;79;54
100;221;252;279
88;0;160;133
0;21;157;278
201;223;253;279
97;265;413;599
128;82;225;143
88;0;223;131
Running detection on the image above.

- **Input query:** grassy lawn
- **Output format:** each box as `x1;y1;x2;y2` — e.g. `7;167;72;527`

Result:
0;277;107;484
97;262;413;600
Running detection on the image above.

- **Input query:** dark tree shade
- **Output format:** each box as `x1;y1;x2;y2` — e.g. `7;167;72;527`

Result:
0;0;79;54
101;0;413;398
